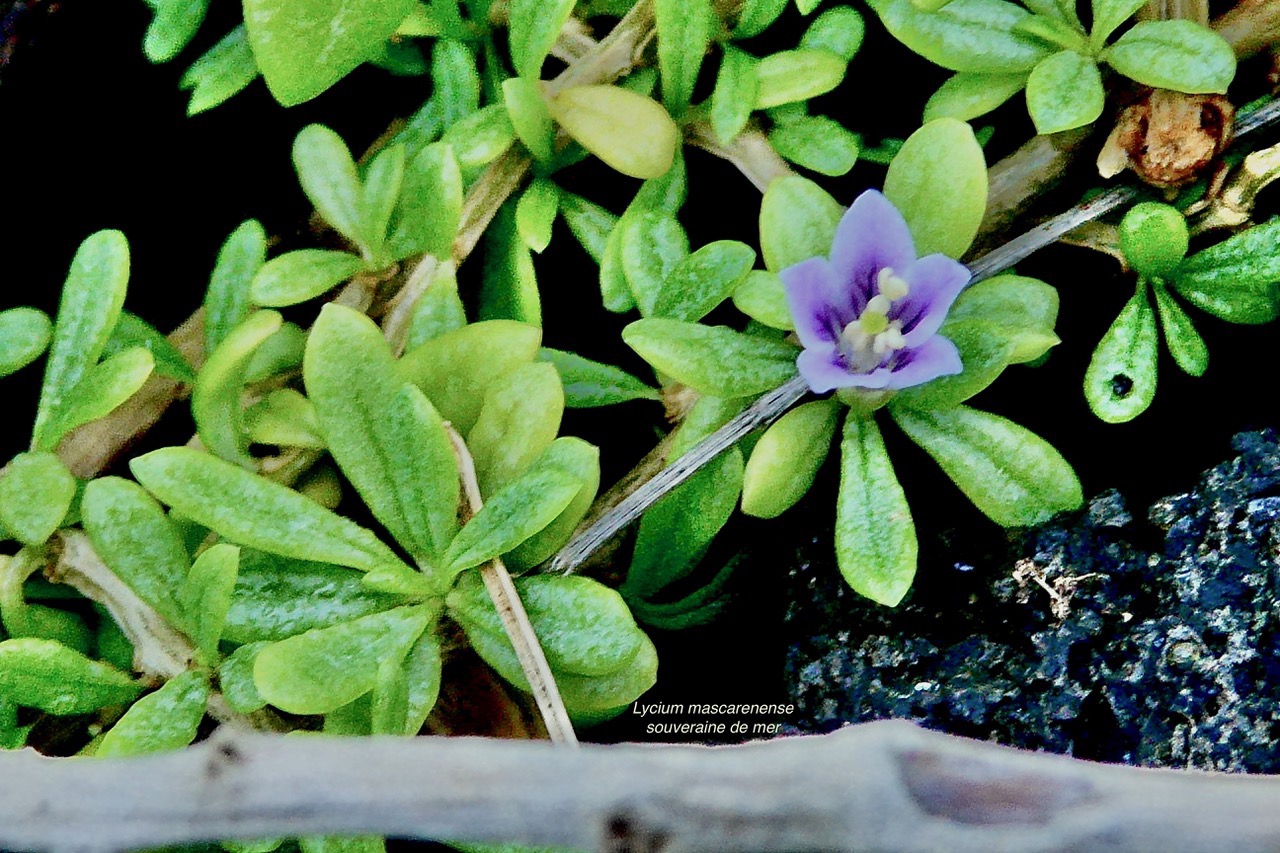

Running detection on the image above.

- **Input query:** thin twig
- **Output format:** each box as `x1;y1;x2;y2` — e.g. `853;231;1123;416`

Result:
445;427;578;747
6;721;1280;853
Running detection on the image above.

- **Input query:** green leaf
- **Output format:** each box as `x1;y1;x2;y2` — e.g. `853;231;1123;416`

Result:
599;215;638;313
254;606;431;715
623;318;798;397
754;49;846;109
97;670;209;757
361;144;407;261
218;641;269;712
0;308;52;380
889;320;1013;410
923;71;1028;122
709;47;759;145
193;311;282;467
1084;282;1159;423
742;399;840;518
39;348;155;452
758;175;843;272
432;39;481;129
142;0;209;63
204;220;267;354
250;250;365;308
1153;280;1208;377
867;0;1052;73
538;348;660;407
246;389;326;449
180;544;240;664
768;116;860;176
547;86;679;180
180;26;261;116
224;551;402;643
559;191;617;267
1101;20;1236;94
449;573;645;678
621;211;690;317
387;143;464;262
654;241;756;322
1089;0;1143;50
505;438;600;571
480;202;541;325
441;105;515;176
657;0;714;116
130;447;407;573
884;118;988;259
467;363;564;496
734;0;789;38
508;0;576;79
243;0;415;105
516;178;560;253
1013;13;1088;52
370;656;410;735
400;320;542;433
893;404;1083;525
82;477;191;627
732;270;793;330
0;453;75;547
0;638;141;714
1119;202;1189;279
835;414;916;607
405;263;467;350
1170;219;1280;324
401;630;443;732
292;125;365;248
244;323;307;383
1025;51;1104;135
443;443;586;574
104;311;195;384
33;230;130;451
800;6;865;60
502;77;555;162
945;273;1060;363
305;305;459;568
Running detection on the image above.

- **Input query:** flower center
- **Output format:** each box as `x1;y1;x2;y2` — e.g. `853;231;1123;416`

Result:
838;268;910;372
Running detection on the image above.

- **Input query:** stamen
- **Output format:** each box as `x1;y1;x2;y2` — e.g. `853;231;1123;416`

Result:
859;311;889;335
865;294;892;316
877;268;910;300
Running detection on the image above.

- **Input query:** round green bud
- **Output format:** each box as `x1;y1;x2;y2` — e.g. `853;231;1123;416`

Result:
1119;202;1189;279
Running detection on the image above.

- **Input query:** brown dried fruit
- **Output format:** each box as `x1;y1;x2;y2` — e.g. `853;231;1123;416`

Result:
1097;88;1235;188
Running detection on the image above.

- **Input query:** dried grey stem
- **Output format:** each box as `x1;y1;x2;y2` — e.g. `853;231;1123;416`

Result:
447;427;578;746
6;721;1280;853
550;95;1280;577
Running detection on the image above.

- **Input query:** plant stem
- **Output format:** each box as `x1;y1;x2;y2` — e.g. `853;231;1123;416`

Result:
446;427;578;747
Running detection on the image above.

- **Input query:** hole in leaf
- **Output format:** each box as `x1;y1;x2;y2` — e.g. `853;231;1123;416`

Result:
1110;374;1134;398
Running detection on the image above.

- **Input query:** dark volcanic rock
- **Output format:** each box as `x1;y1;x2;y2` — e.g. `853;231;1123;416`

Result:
784;429;1280;771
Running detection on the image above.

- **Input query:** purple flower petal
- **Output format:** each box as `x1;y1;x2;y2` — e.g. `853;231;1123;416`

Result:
830;190;917;314
892;253;971;346
884;335;963;390
781;257;848;350
797;345;893;393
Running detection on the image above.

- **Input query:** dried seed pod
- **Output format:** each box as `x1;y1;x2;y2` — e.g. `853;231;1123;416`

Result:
1097;88;1235;188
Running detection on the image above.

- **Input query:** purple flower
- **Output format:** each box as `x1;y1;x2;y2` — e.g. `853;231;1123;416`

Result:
781;190;970;394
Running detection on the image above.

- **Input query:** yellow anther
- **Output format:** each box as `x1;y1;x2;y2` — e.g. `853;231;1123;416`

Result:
876;268;910;301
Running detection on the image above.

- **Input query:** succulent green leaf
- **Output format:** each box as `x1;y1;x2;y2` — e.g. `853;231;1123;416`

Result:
250;250;365;308
1024;50;1104;134
889;320;1014;410
742;399;839;518
292;125;365;247
502;77;555;163
924;71;1028;122
219;641;269;712
623;318;798;397
97;670;209;757
130;447;406;573
945;273;1060;363
516;178;560;254
432;39;481;129
505;438;600;571
253;606;431;715
1153;280;1208;377
1084;282;1159;423
361;144;407;261
768;116;861;177
467;363;564;496
0;453;75;547
305;305;459;568
654;241;756;322
181;544;240;663
243;0;415;105
399;320;542;432
754;49;846;109
39;348;155;452
709;47;759;145
180;26;261;116
657;0;714;116
547;86;679;180
33;230;130;451
387;143;464;262
142;0;209;63
1170;218;1280;324
894;404;1083;525
538;348;660;408
835;414;916;607
559;191;618;267
621;211;690;317
734;0;789;38
204;220;267;354
0;308;52;380
246;388;326;449
193;311;282;467
404;262;467;350
884;118;987;259
1101;20;1236;93
1089;0;1144;50
480;202;541;325
508;0;576;80
0;638;141;714
759;175;843;272
732;270;793;330
800;6;865;60
104;311;195;384
867;0;1053;73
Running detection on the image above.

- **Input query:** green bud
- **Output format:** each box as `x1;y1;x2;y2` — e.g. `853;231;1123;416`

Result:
1119;202;1189;279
